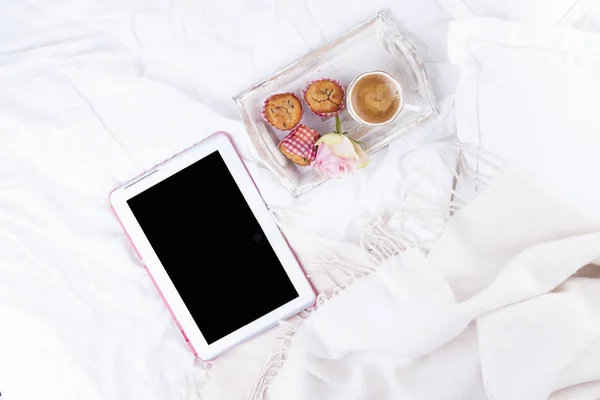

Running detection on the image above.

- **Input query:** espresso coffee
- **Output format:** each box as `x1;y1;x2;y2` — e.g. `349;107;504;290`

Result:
350;74;400;124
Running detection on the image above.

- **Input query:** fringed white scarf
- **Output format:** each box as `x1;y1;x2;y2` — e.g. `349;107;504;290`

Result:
267;153;600;399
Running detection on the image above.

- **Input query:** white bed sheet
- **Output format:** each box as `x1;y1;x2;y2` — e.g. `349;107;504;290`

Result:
449;18;600;222
0;0;458;399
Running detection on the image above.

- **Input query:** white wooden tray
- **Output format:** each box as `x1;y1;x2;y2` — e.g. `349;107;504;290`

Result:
234;11;438;196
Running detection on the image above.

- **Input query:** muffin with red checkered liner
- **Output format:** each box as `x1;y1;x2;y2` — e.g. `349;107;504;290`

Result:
278;124;320;166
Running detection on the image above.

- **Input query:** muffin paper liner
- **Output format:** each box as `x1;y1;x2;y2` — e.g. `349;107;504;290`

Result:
261;92;304;131
278;124;320;165
301;78;346;118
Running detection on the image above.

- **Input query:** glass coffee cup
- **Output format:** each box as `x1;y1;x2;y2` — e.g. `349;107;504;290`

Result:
347;71;406;126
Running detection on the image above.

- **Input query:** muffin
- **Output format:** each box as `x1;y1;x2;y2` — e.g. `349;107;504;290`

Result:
302;79;345;117
262;93;303;131
278;124;320;166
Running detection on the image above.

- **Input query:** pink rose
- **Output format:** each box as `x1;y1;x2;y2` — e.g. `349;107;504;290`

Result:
312;133;369;178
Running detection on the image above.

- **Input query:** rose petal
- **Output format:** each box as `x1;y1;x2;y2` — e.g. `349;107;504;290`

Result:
313;142;358;178
315;132;344;146
314;142;338;162
352;142;369;169
331;135;357;158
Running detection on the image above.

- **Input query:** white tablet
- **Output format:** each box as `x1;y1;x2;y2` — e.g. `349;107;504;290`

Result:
109;132;315;360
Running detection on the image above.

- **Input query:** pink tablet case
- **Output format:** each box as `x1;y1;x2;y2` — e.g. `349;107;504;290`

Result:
109;131;316;360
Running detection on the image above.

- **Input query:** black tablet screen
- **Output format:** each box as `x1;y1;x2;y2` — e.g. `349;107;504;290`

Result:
127;151;298;344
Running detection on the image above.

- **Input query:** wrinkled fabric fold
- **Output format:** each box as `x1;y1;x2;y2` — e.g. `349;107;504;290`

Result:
270;169;600;400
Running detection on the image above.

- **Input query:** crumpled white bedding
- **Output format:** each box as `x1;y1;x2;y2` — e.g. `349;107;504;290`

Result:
270;169;600;400
2;0;600;399
0;0;456;399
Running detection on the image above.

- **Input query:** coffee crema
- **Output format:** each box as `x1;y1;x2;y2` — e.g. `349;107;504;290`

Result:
350;74;400;124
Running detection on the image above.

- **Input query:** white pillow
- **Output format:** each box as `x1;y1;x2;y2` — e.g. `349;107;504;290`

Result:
438;0;597;25
449;18;600;221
